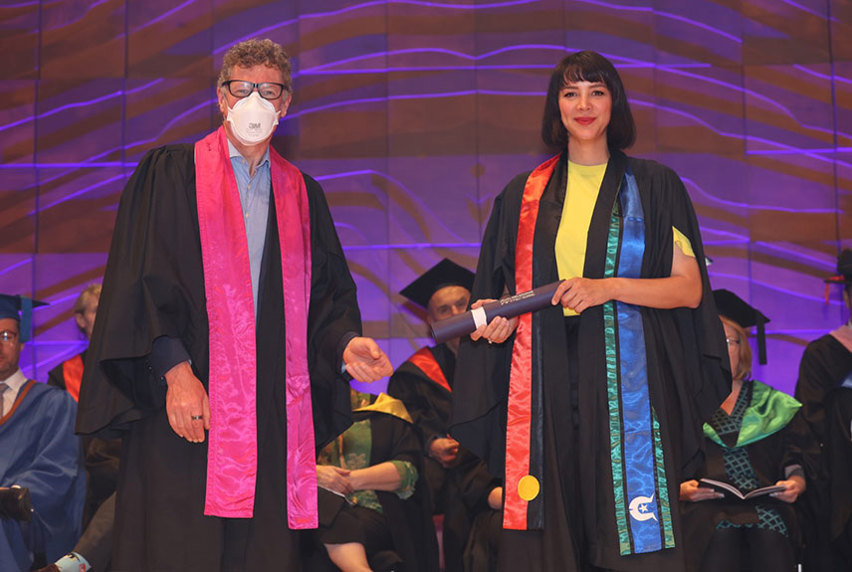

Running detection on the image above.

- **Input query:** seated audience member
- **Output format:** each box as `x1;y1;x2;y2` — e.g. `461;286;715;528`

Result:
795;249;852;571
308;389;438;572
48;284;100;400
38;284;117;572
679;290;818;572
0;294;86;570
388;259;500;571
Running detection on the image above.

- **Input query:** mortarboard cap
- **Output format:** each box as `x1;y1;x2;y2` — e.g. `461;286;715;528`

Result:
0;294;48;343
400;258;475;309
713;289;770;365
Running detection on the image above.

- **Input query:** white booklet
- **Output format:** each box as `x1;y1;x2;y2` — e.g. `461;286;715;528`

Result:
699;478;786;500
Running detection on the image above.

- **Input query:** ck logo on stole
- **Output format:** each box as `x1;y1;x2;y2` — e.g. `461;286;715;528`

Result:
628;493;658;522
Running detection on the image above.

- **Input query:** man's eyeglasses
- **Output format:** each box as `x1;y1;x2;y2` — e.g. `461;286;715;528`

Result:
221;80;286;100
0;330;19;344
726;337;740;346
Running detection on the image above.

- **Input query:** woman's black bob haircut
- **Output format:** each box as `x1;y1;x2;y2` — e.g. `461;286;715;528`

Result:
541;51;636;151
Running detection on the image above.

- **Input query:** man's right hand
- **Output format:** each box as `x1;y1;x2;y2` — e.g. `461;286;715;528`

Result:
469;299;519;344
429;437;460;468
164;361;210;443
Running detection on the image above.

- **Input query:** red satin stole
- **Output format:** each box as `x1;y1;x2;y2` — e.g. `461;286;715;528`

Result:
408;347;452;393
61;354;84;402
504;154;560;530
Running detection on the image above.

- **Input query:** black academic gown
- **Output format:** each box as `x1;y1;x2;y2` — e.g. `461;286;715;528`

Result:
76;144;360;571
795;334;852;571
387;344;458;510
388;344;500;572
49;350;121;530
452;151;730;571
459;451;503;572
388;344;456;450
679;381;819;571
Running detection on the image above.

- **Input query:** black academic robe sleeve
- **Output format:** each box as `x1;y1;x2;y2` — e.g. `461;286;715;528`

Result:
386;345;454;448
387;366;448;447
47;363;65;391
449;175;524;476
78;144;360;447
825;388;852;546
631;158;731;476
304;173;363;448
457;452;501;514
795;335;852;445
78;145;199;437
367;412;439;572
793;336;852;568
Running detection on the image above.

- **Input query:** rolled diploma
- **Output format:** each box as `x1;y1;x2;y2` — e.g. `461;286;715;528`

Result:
430;280;562;344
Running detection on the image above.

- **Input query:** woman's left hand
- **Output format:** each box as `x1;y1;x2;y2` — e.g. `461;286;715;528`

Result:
552;277;614;313
770;475;806;503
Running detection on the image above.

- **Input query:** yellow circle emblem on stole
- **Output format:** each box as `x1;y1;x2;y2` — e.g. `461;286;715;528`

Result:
518;475;540;501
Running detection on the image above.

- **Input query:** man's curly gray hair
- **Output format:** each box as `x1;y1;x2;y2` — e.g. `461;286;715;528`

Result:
218;38;292;94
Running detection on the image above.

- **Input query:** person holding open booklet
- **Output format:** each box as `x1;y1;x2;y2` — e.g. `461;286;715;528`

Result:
679;290;819;571
696;478;785;501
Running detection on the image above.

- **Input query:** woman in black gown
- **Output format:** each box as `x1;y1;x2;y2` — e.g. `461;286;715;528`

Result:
451;51;730;571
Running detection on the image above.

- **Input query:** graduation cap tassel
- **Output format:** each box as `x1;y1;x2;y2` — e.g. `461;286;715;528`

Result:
756;318;767;365
20;297;33;343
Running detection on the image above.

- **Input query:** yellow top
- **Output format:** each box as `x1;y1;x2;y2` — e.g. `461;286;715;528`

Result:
555;161;695;316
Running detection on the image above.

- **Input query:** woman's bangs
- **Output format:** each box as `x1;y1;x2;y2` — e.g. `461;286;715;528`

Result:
561;64;607;88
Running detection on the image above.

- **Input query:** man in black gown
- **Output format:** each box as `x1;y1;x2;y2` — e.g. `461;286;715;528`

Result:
77;38;392;571
388;259;502;572
795;249;852;571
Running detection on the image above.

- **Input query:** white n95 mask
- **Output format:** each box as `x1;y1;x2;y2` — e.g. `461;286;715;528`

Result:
225;91;281;146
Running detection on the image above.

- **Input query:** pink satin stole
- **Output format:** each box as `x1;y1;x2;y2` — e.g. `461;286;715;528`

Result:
195;126;317;528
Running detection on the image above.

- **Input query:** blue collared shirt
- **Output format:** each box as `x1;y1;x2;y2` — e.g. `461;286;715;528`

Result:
227;139;271;316
149;141;270;378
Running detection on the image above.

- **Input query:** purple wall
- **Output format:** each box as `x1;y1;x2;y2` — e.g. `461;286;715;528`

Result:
2;0;850;395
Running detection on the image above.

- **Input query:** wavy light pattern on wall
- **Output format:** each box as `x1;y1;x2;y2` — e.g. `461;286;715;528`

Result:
1;0;849;395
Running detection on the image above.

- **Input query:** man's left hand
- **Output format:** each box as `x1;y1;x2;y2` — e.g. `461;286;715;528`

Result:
343;337;393;382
